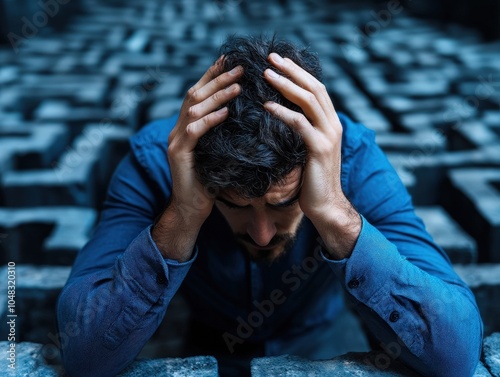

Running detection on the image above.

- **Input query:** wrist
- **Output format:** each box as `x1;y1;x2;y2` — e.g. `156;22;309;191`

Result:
152;203;204;262
309;198;361;260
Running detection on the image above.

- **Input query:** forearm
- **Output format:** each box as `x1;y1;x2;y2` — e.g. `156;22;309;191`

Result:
151;201;204;263
323;217;483;376
308;195;361;260
57;226;195;377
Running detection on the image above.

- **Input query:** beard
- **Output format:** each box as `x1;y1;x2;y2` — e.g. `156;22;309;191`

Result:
234;218;304;265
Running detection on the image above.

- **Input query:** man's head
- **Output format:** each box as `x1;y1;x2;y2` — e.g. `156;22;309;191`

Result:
194;35;323;263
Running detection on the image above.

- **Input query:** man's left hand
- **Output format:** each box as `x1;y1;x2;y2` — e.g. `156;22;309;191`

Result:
263;53;361;259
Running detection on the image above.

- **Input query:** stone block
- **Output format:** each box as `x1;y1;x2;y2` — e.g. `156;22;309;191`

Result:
454;265;500;336
118;356;219;377
0;341;218;377
345;107;391;134
482;333;500;376
0;207;96;265
251;353;421;377
2;125;131;208
379;96;468;125
387;147;500;205
376;130;446;153
0;342;63;377
0;123;69;173
154;76;185;99
147;98;183;123
0;66;19;86
251;352;492;376
17;74;111;116
415;206;477;264
33;101;112;136
0;266;71;349
448;121;500;150
444;169;500;262
473;361;493;377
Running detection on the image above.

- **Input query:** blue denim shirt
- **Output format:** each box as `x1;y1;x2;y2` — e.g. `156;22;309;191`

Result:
57;113;483;377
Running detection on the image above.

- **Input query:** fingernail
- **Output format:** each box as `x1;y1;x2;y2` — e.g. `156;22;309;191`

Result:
266;69;279;79
217;107;228;115
225;84;236;92
270;53;284;64
229;66;242;75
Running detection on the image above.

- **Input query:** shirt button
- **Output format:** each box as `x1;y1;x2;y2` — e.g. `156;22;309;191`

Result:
156;274;167;285
389;311;400;322
348;279;360;289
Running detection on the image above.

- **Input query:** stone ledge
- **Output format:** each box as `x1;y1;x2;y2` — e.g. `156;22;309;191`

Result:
251;351;492;376
454;264;500;336
482;333;500;377
251;353;420;377
0;342;218;377
3;334;499;376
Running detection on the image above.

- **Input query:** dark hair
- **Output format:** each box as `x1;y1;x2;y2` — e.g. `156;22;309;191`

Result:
194;34;322;198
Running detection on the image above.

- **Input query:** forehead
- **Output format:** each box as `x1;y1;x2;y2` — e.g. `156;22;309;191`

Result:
222;167;302;203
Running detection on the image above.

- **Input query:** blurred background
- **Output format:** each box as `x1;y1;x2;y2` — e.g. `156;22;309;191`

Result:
0;0;499;370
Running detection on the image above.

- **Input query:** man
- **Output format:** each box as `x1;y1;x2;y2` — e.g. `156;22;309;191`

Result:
57;35;482;377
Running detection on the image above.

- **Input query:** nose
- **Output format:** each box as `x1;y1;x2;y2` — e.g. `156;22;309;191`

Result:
247;210;277;247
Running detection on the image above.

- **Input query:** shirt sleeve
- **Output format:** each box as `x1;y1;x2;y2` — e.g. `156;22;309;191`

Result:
322;120;483;377
57;153;196;377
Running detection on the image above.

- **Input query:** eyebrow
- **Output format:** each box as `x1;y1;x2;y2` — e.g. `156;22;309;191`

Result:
216;192;301;209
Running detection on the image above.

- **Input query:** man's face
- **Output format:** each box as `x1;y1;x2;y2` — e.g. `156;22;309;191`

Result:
215;168;304;264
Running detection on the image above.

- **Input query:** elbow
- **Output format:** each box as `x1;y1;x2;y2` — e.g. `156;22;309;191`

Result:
418;301;483;377
56;284;113;377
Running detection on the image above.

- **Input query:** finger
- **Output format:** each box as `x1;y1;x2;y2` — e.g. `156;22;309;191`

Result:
181;107;229;150
190;66;243;104
264;68;330;129
190;55;225;93
268;53;336;118
188;83;241;120
263;101;318;147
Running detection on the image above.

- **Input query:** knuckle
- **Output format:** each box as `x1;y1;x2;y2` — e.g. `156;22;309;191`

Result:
305;92;317;104
208;64;219;76
186;106;199;119
213;74;226;87
211;90;224;103
313;81;326;93
185;123;197;137
187;86;197;99
191;90;202;103
167;141;178;156
294;114;307;126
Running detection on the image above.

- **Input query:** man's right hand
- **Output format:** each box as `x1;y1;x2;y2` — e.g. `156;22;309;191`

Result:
152;56;243;262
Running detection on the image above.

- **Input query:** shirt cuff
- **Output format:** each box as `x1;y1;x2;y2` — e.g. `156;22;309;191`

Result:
320;215;422;352
320;215;406;304
118;224;197;303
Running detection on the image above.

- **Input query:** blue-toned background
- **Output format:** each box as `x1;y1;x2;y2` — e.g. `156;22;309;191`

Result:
1;0;499;373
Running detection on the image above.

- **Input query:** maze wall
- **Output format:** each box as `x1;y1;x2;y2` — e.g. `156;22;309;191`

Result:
0;0;499;374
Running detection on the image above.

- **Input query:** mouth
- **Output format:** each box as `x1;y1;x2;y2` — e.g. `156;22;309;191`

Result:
243;239;282;251
252;244;276;251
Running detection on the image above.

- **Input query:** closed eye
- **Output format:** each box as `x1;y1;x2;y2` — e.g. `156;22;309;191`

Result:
216;194;300;210
270;198;299;209
217;197;250;209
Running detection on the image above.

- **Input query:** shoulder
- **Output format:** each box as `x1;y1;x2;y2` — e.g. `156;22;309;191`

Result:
130;114;179;154
128;113;179;191
338;111;376;161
